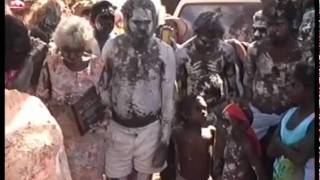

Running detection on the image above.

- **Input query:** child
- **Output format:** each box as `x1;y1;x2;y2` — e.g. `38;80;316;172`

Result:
221;103;266;180
173;95;215;180
268;62;315;180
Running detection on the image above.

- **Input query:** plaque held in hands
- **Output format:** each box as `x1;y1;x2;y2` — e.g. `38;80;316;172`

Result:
69;86;104;135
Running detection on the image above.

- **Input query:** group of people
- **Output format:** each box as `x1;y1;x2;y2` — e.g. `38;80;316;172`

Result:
5;0;315;180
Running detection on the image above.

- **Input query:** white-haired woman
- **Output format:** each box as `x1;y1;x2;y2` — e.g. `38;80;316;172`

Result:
36;15;106;179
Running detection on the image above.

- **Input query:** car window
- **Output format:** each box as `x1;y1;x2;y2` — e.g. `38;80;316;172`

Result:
179;3;261;42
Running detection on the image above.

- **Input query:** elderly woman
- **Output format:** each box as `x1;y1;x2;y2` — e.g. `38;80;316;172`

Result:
36;15;105;180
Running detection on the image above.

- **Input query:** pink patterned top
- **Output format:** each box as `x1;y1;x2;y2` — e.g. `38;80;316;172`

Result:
36;50;104;104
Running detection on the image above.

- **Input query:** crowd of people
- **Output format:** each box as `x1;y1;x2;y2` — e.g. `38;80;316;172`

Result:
5;0;315;180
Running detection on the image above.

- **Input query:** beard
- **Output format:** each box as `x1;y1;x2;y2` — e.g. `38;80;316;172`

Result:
127;29;154;49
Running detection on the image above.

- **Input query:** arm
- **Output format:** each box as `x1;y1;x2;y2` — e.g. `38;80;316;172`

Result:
175;46;188;98
267;122;314;167
97;39;115;106
242;43;257;100
36;56;52;102
160;45;176;145
242;135;267;180
211;121;226;180
221;43;243;99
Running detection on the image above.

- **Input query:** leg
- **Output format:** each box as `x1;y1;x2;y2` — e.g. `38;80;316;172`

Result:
105;121;134;178
160;138;176;180
134;121;166;175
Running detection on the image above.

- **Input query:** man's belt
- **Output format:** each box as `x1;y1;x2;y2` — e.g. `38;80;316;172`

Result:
111;109;161;128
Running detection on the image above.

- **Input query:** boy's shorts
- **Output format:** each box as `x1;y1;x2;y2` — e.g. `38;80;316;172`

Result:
105;120;166;178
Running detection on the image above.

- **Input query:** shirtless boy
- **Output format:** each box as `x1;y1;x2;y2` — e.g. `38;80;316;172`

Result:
173;95;215;180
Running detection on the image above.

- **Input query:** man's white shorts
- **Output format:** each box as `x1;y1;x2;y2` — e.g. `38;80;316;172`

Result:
105;120;166;178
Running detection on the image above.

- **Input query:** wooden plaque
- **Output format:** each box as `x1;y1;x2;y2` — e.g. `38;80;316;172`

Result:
70;86;104;135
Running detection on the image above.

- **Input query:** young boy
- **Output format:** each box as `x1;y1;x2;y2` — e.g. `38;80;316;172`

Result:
173;95;215;180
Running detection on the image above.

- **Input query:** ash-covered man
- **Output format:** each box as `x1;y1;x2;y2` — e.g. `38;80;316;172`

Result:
98;0;176;179
243;4;302;178
244;4;302;140
297;5;314;65
176;11;242;104
90;1;116;56
252;10;268;41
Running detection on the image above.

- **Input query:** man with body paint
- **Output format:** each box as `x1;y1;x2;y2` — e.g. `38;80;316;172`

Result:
90;1;116;56
242;4;303;178
176;11;243;104
243;3;303;140
98;0;176;179
252;10;268;41
297;5;314;65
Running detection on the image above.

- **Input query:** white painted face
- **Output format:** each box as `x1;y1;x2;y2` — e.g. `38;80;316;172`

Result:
128;8;154;41
298;10;314;42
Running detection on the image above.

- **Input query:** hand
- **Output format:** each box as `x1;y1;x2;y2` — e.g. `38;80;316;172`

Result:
160;25;176;45
152;142;168;168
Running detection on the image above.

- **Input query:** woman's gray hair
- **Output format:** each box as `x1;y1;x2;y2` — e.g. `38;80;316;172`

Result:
53;15;94;51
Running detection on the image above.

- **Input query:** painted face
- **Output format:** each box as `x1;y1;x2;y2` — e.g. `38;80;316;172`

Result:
298;10;314;44
267;18;290;42
252;27;267;41
128;8;154;42
94;7;114;33
39;7;61;36
252;11;267;41
195;35;219;51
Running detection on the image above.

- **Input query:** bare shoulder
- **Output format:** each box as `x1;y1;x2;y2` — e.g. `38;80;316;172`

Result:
221;40;235;52
247;41;261;57
156;38;175;55
101;35;125;62
220;40;236;59
155;38;175;65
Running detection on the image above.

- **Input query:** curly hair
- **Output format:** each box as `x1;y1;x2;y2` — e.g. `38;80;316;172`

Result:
193;11;224;38
53;15;94;51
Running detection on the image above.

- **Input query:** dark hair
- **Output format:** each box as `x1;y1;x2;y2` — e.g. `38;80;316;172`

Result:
5;15;31;71
30;26;50;43
177;95;197;121
90;1;115;24
121;0;157;29
293;62;314;89
263;1;296;31
176;95;200;123
193;11;224;38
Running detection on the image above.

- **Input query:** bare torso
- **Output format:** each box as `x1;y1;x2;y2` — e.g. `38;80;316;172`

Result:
248;39;302;114
174;127;212;180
